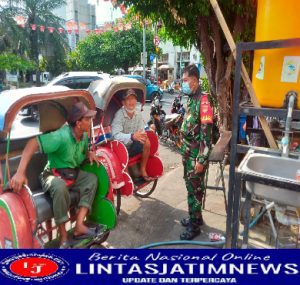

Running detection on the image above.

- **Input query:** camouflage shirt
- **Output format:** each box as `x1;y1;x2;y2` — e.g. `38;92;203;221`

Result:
180;87;213;164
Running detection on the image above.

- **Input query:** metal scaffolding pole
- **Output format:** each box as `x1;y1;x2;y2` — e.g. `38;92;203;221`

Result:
143;23;146;79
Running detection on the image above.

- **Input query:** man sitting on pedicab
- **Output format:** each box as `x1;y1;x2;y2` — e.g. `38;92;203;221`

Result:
111;88;155;181
11;102;100;248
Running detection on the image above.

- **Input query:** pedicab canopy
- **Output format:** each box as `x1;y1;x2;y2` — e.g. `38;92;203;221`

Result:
0;86;95;139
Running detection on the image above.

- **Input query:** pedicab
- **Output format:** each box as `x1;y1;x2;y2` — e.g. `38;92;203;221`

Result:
88;77;164;214
0;86;116;248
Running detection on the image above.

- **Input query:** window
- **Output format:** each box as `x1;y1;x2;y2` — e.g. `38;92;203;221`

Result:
91;15;96;30
57;79;75;89
159;53;169;63
75;11;79;22
56;77;102;89
73;77;101;89
177;52;190;62
136;78;148;86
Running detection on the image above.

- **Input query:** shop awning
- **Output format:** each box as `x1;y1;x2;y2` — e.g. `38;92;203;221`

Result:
158;64;173;70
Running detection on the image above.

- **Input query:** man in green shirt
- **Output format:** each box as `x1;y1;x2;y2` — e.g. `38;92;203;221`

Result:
11;102;99;248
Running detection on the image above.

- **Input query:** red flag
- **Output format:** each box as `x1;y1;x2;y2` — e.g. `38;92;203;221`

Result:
14;15;27;27
48;27;55;33
119;3;126;14
30;24;36;31
125;23;132;31
58;27;64;34
79;22;87;30
118;22;124;31
40;25;45;32
66;20;76;30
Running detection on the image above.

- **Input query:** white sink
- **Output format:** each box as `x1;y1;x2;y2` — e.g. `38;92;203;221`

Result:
238;152;300;207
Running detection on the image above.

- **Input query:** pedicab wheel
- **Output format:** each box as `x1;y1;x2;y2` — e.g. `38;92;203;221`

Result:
134;179;158;198
115;189;121;216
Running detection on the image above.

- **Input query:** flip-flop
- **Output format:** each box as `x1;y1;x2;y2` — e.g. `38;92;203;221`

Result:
142;176;156;182
73;228;96;240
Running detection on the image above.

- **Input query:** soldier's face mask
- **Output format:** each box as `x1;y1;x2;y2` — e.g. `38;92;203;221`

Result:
182;81;192;95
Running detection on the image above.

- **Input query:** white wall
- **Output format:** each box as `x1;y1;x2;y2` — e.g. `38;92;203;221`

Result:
53;0;96;50
157;40;207;80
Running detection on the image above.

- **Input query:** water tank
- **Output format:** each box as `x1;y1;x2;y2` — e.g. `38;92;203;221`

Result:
252;0;300;108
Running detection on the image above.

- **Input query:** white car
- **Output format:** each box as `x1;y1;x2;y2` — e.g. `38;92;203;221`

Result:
47;71;110;89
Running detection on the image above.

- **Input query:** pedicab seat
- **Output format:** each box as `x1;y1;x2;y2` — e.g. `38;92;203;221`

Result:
33;191;80;224
8;152;80;224
128;154;142;166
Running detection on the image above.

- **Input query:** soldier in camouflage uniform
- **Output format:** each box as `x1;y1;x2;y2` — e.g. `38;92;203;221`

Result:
179;64;213;240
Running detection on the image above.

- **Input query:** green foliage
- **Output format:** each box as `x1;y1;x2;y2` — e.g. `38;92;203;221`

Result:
67;25;156;73
0;53;35;71
200;77;210;93
119;0;255;49
0;0;68;79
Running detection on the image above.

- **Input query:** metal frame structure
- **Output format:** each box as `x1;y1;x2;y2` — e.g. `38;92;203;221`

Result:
226;38;300;248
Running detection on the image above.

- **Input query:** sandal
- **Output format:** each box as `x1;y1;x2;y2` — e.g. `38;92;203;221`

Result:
180;216;204;227
180;225;201;240
73;228;96;240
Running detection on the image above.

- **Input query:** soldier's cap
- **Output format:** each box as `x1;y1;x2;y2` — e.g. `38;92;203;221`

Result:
68;101;96;123
123;88;138;100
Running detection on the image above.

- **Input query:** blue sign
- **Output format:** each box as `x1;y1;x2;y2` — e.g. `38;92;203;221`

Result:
149;54;155;62
0;249;300;284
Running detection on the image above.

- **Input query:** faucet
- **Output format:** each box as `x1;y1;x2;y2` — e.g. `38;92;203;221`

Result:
281;91;297;157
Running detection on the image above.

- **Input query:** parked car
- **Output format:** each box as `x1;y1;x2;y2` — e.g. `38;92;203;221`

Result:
124;75;163;101
47;71;110;89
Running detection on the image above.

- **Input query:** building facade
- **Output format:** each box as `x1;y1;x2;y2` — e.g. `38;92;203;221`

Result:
154;40;206;81
54;0;96;50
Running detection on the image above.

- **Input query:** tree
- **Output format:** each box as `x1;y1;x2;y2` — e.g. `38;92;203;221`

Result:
113;26;156;73
0;53;35;84
67;32;116;73
67;25;156;74
0;0;69;83
118;0;256;128
0;53;35;72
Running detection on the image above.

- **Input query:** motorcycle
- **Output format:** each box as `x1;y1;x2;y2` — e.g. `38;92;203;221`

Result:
171;93;184;114
148;95;185;148
167;84;174;94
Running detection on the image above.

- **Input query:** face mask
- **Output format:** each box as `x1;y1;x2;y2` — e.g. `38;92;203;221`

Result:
182;81;192;95
125;107;135;114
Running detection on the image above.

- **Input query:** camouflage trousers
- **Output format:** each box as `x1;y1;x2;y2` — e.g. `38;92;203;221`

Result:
182;156;207;224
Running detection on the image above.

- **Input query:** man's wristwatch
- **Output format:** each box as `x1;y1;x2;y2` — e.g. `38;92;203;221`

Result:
131;133;134;141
